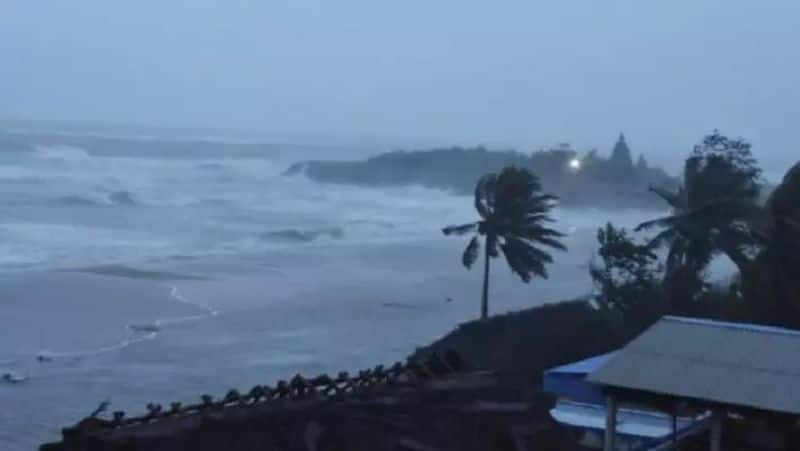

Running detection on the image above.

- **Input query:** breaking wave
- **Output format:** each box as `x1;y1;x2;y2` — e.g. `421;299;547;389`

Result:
32;145;92;162
65;264;206;281
256;220;399;245
54;190;138;207
258;226;345;243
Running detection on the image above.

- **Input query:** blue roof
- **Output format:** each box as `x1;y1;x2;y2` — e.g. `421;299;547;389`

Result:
543;352;617;405
545;352;616;376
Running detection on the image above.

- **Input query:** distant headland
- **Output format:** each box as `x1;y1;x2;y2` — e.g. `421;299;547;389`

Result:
285;134;678;209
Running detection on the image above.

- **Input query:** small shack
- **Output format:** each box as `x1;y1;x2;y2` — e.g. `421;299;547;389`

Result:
544;352;699;450
588;316;800;451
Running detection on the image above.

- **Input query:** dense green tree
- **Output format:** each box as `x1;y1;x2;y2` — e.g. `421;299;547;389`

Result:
637;131;763;307
590;223;666;330
443;166;566;320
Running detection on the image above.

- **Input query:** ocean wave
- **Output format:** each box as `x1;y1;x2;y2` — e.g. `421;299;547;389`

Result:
56;195;104;206
346;218;396;230
32;145;92;162
256;220;399;244
108;190;136;206
54;190;138;207
63;264;206;281
258;226;345;243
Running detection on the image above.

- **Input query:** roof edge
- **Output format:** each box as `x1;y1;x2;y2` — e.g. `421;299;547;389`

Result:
662;316;800;337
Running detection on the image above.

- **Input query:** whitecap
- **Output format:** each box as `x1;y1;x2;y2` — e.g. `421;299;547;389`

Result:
32;145;92;162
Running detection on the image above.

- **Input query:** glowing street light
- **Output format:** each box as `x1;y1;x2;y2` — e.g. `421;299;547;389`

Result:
568;158;582;171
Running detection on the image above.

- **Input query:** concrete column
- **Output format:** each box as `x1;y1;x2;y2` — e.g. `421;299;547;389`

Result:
604;395;617;451
710;411;723;451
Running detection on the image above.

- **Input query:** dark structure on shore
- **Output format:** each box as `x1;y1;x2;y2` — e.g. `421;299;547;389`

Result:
589;316;800;451
285;134;677;209
42;352;575;451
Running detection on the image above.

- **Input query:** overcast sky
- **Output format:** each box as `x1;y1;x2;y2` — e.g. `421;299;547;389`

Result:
2;1;798;171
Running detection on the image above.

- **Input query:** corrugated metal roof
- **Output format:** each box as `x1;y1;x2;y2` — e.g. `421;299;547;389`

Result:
587;316;800;415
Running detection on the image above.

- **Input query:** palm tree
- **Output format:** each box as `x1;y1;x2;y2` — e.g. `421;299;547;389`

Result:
747;162;800;325
638;133;762;271
636;132;762;307
443;166;566;320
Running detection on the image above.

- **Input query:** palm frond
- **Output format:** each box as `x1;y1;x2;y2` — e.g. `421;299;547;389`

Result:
648;185;684;209
442;222;479;236
525;213;556;223
534;235;568;251
685;237;715;271
784;217;800;235
462;236;480;269
636;215;680;232
527;224;566;237
683;198;758;224
500;237;552;283
474;174;497;219
502;222;564;239
646;227;679;249
665;237;688;274
525;194;559;210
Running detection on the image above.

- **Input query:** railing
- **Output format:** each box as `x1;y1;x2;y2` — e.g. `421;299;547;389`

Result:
72;351;463;432
636;416;712;451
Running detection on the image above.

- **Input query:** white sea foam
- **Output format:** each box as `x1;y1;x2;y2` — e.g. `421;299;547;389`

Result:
30;286;218;364
0;143;493;270
32;145;92;162
165;286;219;318
36;330;157;361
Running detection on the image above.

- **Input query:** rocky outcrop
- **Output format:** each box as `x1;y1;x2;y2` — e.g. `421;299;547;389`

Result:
410;300;629;387
285;145;678;209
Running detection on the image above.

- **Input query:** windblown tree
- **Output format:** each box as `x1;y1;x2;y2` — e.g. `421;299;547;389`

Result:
745;162;800;326
590;223;665;331
637;131;763;310
443;166;566;320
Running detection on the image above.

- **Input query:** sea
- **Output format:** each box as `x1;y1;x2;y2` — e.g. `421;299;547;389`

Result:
0;130;661;449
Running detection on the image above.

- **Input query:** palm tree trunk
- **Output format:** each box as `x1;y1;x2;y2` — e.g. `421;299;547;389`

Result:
481;244;490;320
771;221;796;327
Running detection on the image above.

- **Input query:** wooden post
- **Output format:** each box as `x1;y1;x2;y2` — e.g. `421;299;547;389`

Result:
604;395;617;451
710;410;722;451
672;408;678;449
